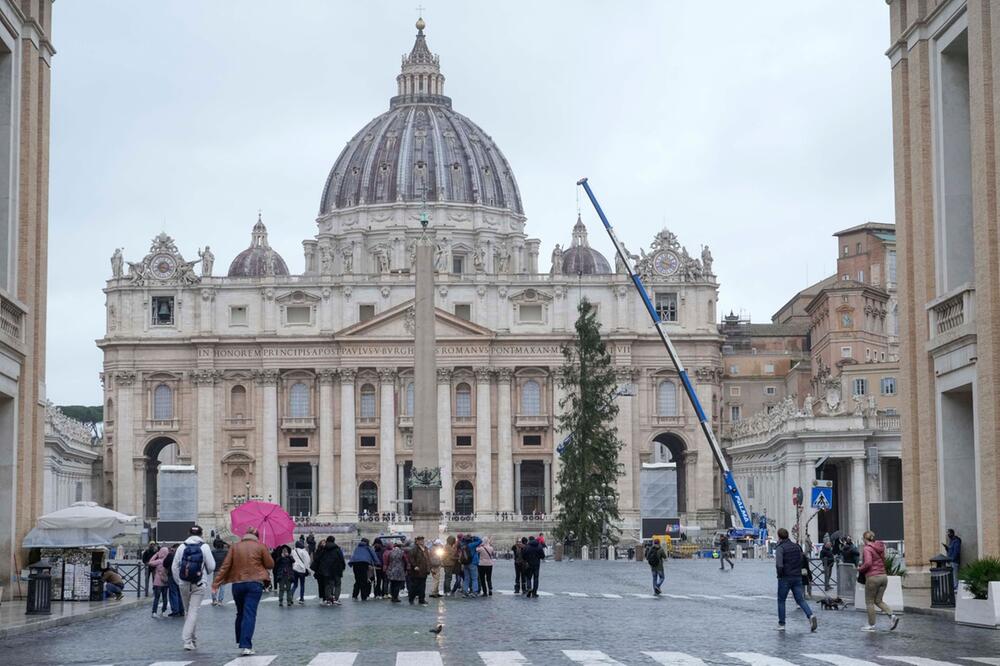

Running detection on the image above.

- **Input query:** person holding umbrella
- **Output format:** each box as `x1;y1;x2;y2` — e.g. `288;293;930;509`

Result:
212;526;274;656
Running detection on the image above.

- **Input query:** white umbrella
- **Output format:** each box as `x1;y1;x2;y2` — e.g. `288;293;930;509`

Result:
35;501;138;530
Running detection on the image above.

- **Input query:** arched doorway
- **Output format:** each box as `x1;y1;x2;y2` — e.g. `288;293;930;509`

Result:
143;437;180;520
454;480;474;516
359;481;378;515
652;433;687;515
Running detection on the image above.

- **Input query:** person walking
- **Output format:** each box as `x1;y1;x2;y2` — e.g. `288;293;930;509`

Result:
774;528;817;632
311;540;328;604
210;538;229;606
171;525;215;651
646;538;666;595
163;545;185;617
945;529;962;592
306;532;317;557
290;539;311;605
385;541;407;603
148;544;170;617
141;540;159;595
718;533;735;571
274;546;295;607
858;530;900;632
477;538;495;596
842;537;860;565
522;536;545;598
461;534;483;597
512;537;527;594
406;536;431;605
314;536;346;605
349;537;379;601
429;539;444;598
372;538;387;599
819;538;835;592
212;526;274;657
440;535;459;596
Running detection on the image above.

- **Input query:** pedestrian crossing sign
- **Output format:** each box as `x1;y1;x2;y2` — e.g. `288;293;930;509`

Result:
811;485;833;510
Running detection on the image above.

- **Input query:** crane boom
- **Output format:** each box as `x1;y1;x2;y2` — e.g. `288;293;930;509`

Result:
576;177;754;531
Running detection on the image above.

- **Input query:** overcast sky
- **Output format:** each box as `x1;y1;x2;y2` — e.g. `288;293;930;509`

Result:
48;2;893;406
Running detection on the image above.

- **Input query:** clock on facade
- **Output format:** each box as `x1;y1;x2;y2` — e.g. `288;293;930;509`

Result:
841;313;853;328
653;250;680;276
150;253;177;280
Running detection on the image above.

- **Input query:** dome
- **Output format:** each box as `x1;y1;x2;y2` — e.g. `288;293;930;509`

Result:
227;216;290;277
318;20;523;216
553;215;612;275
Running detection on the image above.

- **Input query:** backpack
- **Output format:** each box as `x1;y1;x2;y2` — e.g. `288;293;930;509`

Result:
459;544;472;566
178;543;205;583
646;547;661;566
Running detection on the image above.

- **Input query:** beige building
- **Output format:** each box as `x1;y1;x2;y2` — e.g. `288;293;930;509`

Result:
0;1;53;591
99;21;729;537
887;0;1000;572
43;405;101;515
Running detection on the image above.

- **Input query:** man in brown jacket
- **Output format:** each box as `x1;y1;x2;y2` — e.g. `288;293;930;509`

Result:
212;527;274;656
406;535;431;606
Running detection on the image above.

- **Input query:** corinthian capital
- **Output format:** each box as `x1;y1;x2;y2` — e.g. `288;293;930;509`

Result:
252;369;279;386
377;367;397;383
192;369;222;386
339;368;357;384
114;370;137;387
318;368;339;385
474;366;493;382
436;368;454;383
495;367;514;383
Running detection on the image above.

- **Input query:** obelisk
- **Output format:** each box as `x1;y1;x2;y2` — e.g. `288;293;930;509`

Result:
410;221;441;540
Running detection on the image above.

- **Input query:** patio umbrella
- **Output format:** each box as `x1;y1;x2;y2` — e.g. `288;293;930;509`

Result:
230;501;295;550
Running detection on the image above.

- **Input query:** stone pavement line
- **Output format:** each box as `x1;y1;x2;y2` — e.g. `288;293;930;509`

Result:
396;651;445;665
147;662;193;666
882;659;966;666
804;655;882;666
642;652;708;666
480;651;530;665
222;657;277;666
562;650;626;665
963;660;1000;666
726;653;800;666
307;653;359;665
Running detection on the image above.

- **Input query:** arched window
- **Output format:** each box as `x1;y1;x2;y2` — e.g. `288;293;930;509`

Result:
455;383;472;417
230;467;247;500
289;382;310;418
360;384;377;418
231;385;247;419
521;380;541;416
153;384;173;420
106;398;114;422
657;380;678;417
404;382;414;416
455;480;474;516
359;481;378;514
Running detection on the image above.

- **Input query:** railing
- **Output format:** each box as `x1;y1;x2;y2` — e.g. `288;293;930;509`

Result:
514;413;552;429
928;284;975;338
453;415;475;425
146;418;179;431
225;417;254;428
397;415;413;429
0;293;24;345
873;414;901;431
281;416;315;430
109;560;147;598
357;416;379;427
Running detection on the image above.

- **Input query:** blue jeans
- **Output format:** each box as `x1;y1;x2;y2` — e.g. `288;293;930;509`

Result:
777;575;813;625
463;564;479;594
290;571;307;601
104;582;122;599
168;578;184;614
232;581;263;649
212;582;226;604
151;585;168;613
651;568;665;590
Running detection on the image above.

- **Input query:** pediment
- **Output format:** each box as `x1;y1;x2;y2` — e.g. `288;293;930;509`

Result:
336;300;495;339
276;290;321;304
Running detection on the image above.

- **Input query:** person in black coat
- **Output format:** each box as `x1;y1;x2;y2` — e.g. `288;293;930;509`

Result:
313;536;347;604
521;536;545;598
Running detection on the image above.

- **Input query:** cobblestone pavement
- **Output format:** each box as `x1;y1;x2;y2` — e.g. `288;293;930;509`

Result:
3;559;998;665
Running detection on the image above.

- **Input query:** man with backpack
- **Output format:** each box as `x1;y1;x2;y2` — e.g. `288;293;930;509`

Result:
460;534;482;597
718;533;735;571
646;538;666;595
512;537;527;593
170;525;215;651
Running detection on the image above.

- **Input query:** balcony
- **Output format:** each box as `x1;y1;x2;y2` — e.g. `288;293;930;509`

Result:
514;413;551;430
357;415;379;428
280;416;316;431
927;284;976;354
0;290;25;354
146;418;179;432
224;417;255;430
453;415;475;426
871;414;901;431
398;415;413;429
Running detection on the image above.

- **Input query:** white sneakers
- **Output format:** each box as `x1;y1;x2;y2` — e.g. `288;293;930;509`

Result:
776;624;785;631
183;642;195;651
890;614;900;630
241;648;255;656
861;624;877;631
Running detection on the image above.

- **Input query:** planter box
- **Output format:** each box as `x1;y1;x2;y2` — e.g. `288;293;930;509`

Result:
955;581;1000;629
854;575;904;613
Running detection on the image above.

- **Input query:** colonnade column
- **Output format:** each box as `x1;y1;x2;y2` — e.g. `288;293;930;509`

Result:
317;369;336;520
514;460;522;515
339;369;357;519
551;370;567;511
378;368;397;514
474;367;493;516
114;371;136;515
193;369;219;525
851;456;868;541
614;367;636;513
255;369;279;503
279;461;288;510
437;369;453;512
543;459;551;515
798;458;815;544
496;369;514;512
397;462;406;516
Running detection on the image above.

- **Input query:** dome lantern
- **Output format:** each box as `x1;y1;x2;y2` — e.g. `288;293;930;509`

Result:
557;215;612;276
395;17;446;103
227;213;290;278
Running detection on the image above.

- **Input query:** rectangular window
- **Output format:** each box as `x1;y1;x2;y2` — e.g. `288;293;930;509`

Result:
764;386;776;396
843;245;849;257
452;255;465;275
865;348;871;362
888;251;897;284
151;296;174;326
455;435;472;447
729;386;741;397
454;303;471;321
654;292;678;322
286;305;311;325
730;405;742;422
840;346;852;358
881;377;896;395
729;365;738;375
858;270;865;283
853;378;868;396
856;242;862;254
359;304;376;322
522;435;542;446
359;435;377;448
289;437;308;448
881;351;886;361
763;363;775;375
230;305;248;326
518;304;543;323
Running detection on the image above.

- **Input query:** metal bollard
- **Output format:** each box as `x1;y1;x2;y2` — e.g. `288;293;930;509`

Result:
929;554;956;608
25;562;53;615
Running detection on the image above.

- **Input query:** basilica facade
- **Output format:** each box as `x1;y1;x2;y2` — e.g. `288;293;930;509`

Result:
98;20;726;536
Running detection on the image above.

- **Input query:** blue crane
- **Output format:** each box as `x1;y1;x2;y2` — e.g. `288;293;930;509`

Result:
577;178;760;538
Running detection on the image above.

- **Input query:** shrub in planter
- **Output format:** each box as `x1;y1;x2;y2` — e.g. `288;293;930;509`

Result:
885;551;907;578
959;557;1000;600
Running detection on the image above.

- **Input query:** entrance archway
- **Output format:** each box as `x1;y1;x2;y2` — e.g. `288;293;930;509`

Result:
455;480;474;516
359;481;378;515
143;437;180;520
652;433;687;514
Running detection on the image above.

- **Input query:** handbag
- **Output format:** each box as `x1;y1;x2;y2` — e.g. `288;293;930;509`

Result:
367;565;375;580
857;570;866;584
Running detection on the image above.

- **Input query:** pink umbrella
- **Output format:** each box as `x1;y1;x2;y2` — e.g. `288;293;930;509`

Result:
230;501;295;550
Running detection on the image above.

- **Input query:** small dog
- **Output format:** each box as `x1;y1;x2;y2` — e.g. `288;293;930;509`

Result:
819;596;845;610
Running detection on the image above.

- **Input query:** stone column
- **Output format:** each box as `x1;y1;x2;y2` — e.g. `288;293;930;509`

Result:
279;461;288;511
474;367;493;516
551;371;568;511
311;462;319;516
397;462;406;516
193;369;220;525
496;369;514;512
378;368;397;514
114;371;137;515
255;369;280;503
798;458;814;543
339;369;357;519
614;367;636;513
543;459;552;515
851;456;868;541
412;234;441;539
317;369;336;520
514;460;522;514
437;368;453;512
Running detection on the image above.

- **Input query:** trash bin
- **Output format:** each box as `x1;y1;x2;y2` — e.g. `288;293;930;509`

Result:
837;562;857;601
554;543;563;562
26;561;53;615
929;554;956;608
89;571;103;602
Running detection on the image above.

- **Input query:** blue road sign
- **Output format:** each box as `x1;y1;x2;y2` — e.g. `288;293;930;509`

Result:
811;486;833;510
